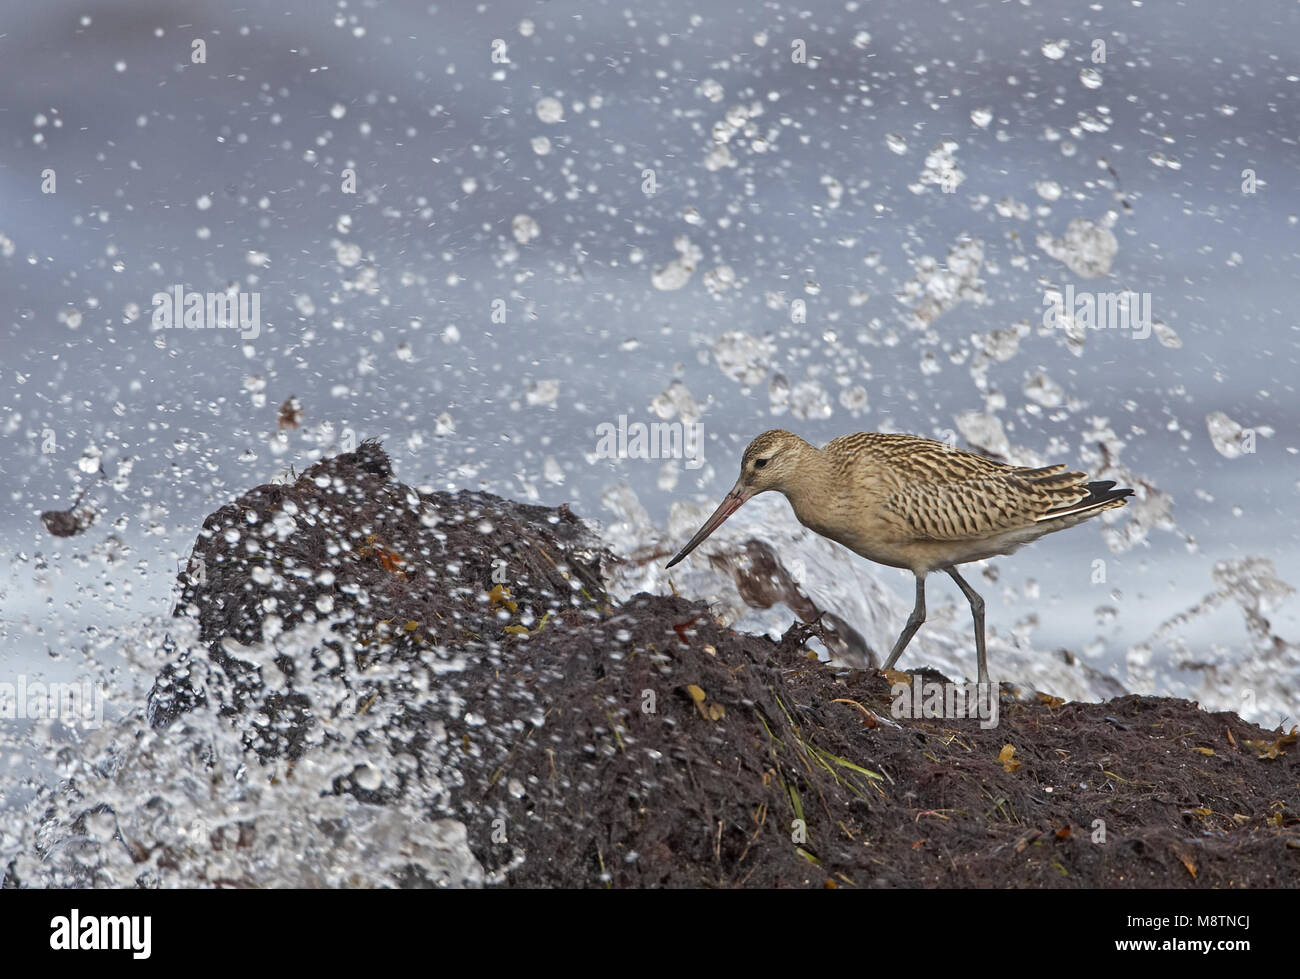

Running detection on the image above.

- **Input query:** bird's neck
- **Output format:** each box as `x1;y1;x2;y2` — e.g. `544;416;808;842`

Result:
781;443;836;525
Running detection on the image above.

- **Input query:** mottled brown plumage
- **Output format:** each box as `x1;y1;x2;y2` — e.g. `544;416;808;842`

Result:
668;429;1133;683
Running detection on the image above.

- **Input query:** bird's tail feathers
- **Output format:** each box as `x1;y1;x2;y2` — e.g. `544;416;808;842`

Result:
1036;480;1134;522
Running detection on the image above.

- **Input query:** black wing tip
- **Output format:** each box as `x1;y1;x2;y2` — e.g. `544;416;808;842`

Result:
1042;480;1135;520
1085;480;1135;504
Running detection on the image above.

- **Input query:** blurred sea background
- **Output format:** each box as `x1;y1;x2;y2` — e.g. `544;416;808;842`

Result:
2;0;1297;740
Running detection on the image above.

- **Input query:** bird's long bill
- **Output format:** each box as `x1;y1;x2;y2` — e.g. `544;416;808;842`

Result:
665;485;749;568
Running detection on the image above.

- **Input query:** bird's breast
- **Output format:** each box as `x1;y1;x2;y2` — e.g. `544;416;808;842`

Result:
787;490;917;571
789;491;865;548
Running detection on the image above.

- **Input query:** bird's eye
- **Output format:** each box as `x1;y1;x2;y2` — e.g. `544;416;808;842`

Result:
753;458;768;469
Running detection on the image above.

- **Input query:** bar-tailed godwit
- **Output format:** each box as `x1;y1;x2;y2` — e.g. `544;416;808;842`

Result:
666;430;1133;683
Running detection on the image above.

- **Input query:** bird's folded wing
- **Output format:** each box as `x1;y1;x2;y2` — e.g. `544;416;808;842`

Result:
883;470;1090;540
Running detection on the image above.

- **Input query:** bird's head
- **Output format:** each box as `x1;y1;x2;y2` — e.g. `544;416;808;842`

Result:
665;430;811;568
736;428;808;495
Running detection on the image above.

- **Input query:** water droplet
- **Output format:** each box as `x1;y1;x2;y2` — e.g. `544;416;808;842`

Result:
535;96;564;124
336;242;362;267
512;214;539;244
354;764;383;791
1041;39;1068;60
1035;179;1062;201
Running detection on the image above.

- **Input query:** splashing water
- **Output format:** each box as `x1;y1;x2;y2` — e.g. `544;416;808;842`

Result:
1;615;489;887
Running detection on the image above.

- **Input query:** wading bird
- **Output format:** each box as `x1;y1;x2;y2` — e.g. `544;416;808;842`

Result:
666;430;1132;683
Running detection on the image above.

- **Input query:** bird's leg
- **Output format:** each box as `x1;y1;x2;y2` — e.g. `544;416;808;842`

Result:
946;566;988;685
881;574;926;672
